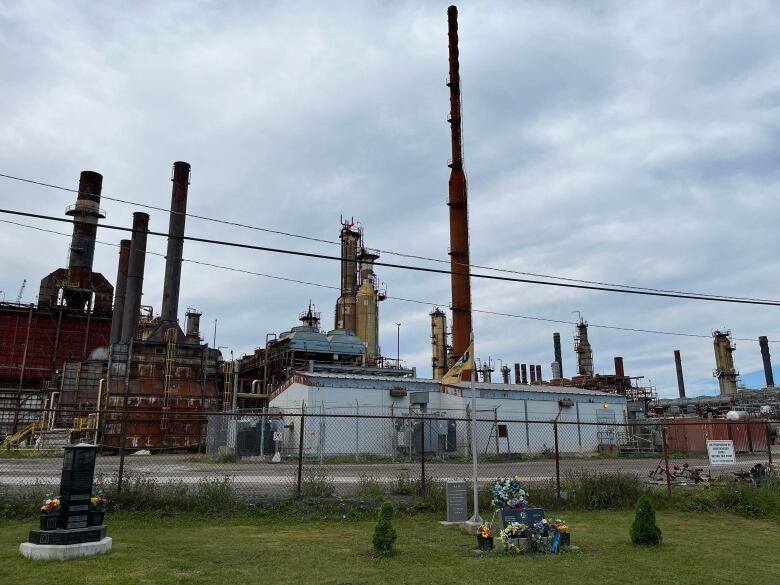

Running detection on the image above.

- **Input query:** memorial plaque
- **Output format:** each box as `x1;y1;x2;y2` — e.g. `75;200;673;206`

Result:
446;481;468;522
500;507;545;528
58;444;98;530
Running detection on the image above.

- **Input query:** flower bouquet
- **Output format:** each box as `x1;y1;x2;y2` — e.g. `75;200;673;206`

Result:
39;495;61;531
530;520;549;552
476;523;494;551
499;522;530;553
491;476;528;510
551;518;570;548
88;491;108;526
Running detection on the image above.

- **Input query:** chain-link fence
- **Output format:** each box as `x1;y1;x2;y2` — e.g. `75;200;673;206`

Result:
1;404;776;502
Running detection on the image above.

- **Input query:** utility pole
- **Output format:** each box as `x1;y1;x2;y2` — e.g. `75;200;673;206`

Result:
212;319;217;347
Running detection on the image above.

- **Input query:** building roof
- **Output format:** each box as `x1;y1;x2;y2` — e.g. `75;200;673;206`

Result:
300;371;626;400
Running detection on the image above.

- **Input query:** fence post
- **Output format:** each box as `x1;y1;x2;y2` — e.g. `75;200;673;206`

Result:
420;417;426;497
661;423;672;496
766;423;773;466
553;421;561;503
296;409;305;499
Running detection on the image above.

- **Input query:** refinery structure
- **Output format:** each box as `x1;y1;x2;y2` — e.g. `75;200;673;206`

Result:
1;6;779;455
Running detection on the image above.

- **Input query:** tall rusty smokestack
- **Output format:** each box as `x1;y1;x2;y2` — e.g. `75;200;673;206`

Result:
65;170;105;308
121;212;150;342
109;240;131;345
160;161;190;327
614;356;625;378
674;349;685;398
759;336;774;387
535;364;543;383
529;364;536;384
335;220;360;331
514;363;521;384
521;363;528;384
446;5;473;363
553;332;562;377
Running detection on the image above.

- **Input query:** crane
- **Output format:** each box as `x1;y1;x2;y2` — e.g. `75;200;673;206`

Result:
16;279;26;303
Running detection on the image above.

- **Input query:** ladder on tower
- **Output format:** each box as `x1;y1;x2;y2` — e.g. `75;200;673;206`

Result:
160;328;177;431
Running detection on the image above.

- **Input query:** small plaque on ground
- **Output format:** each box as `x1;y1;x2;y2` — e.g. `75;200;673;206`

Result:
446;481;468;522
500;507;545;528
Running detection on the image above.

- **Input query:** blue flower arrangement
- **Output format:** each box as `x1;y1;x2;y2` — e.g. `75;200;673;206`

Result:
491;475;529;510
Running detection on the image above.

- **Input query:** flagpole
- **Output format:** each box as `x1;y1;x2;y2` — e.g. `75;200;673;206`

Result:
468;335;482;525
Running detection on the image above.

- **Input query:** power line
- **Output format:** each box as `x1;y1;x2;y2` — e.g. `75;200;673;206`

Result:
0;171;775;304
2;217;776;343
4;207;780;307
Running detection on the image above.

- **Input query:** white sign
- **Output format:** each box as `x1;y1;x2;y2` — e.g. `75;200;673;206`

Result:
273;432;282;442
707;440;736;465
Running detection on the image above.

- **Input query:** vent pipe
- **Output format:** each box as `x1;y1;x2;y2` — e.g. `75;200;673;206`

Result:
446;5;473;365
120;212;150;343
553;332;562;377
674;350;686;398
759;336;774;388
109;240;131;345
160;161;190;328
521;363;528;384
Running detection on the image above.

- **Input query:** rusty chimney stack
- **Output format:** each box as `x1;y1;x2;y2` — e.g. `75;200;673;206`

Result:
64;171;105;308
529;364;536;384
521;363;528;384
759;336;774;388
553;332;563;378
335;219;360;331
535;364;543;383
109;240;131;345
446;5;473;366
514;363;521;384
674;349;686;398
121;212;150;342
160;162;190;329
614;356;625;378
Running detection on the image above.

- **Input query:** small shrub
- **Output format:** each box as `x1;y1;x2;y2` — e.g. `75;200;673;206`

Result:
630;495;662;545
372;501;397;556
356;474;386;500
300;468;335;498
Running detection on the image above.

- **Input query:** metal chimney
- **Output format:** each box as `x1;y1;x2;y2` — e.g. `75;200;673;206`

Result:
521;363;528;384
109;240;131;345
529;364;536;384
121;212;150;342
674;350;686;398
713;330;738;396
614;356;625;378
160;161;190;328
64;170;105;308
514;363;521;384
575;319;594;377
553;332;562;377
535;364;543;383
446;5;473;364
759;336;774;387
335;219;360;331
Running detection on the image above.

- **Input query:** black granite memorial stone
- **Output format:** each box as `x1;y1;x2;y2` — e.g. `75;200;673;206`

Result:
499;507;545;528
59;444;97;530
28;444;107;546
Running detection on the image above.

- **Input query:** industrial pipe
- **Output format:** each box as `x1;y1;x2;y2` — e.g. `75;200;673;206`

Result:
614;356;625;378
514;363;521;384
521;363;528;384
109;240;131;345
553;332;562;377
535;364;543;383
160;162;190;327
529;365;536;384
120;212;150;342
66;171;104;292
94;378;105;444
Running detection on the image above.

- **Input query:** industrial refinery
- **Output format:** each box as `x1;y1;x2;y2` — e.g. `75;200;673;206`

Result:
1;5;778;457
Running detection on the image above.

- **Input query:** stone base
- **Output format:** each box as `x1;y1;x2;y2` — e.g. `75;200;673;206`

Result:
461;519;485;535
28;525;106;545
20;536;112;560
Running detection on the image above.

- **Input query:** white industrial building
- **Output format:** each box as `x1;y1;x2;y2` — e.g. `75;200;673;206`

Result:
268;372;628;458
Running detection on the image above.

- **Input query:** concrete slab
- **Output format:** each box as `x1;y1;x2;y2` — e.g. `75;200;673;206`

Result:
19;536;112;560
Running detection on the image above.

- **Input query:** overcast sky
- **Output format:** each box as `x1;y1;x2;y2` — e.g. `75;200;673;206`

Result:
1;1;779;398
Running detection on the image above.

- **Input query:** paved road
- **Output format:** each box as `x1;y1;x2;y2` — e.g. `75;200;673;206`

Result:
1;449;774;496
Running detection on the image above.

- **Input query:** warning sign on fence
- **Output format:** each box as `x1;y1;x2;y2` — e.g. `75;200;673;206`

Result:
273;432;282;442
706;440;736;465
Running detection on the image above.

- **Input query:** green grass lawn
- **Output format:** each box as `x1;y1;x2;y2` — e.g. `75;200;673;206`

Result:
1;511;777;585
